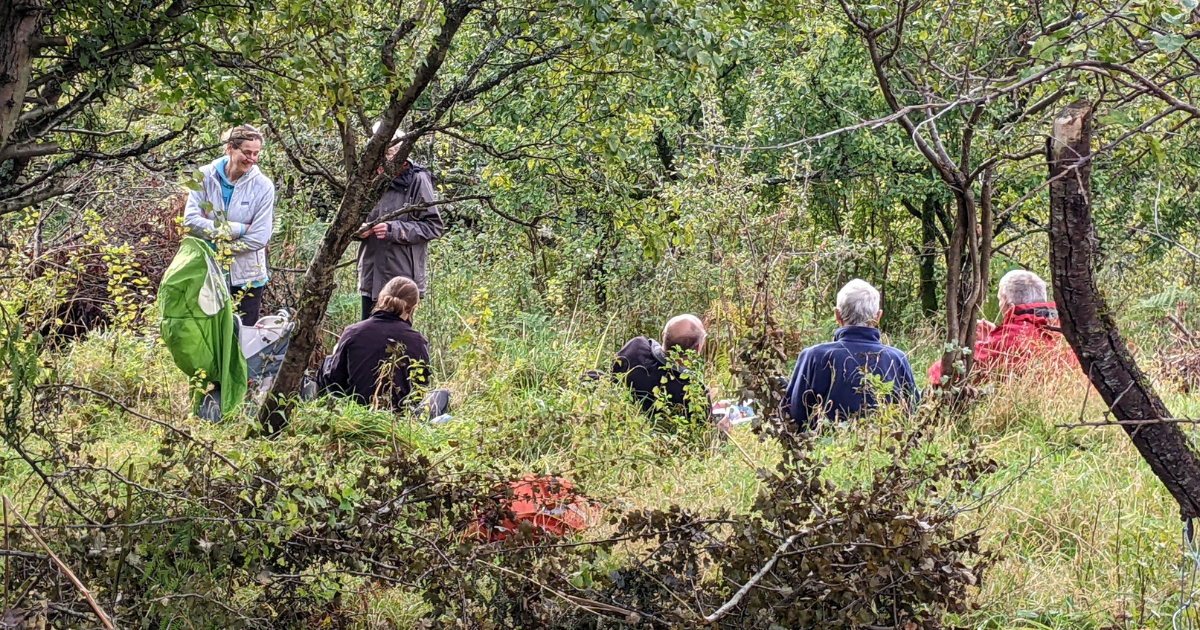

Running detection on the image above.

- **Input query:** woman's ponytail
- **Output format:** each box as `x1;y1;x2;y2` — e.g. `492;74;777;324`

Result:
373;277;420;319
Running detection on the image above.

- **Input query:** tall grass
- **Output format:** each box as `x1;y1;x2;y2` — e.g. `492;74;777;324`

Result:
4;271;1199;629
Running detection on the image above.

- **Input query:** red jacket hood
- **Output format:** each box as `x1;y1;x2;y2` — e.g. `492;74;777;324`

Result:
928;302;1073;383
990;302;1061;347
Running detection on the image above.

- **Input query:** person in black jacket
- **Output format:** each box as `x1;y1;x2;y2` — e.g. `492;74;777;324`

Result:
318;276;434;411
612;314;712;425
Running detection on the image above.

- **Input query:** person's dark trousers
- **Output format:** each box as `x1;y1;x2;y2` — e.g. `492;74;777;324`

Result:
415;388;451;420
361;296;375;321
233;284;266;326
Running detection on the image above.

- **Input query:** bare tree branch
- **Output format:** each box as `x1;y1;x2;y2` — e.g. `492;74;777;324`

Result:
0;141;60;162
381;18;418;73
3;497;114;630
702;532;802;623
0;185;66;216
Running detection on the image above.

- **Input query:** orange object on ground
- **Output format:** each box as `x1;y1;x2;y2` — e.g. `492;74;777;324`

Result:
469;475;593;542
928;302;1077;383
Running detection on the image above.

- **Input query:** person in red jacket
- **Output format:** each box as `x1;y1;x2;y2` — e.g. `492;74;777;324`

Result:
929;270;1075;384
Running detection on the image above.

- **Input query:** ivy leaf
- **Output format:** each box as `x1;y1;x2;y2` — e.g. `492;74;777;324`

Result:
1153;32;1186;53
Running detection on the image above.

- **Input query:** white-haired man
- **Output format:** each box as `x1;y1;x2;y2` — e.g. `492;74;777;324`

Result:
928;269;1072;383
356;122;445;319
782;279;919;429
612;314;711;423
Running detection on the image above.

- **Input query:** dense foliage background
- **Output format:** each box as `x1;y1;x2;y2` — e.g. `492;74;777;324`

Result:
6;0;1200;627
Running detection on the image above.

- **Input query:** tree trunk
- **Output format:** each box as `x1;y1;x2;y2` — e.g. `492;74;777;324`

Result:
0;0;45;149
977;165;995;327
258;187;372;432
936;187;987;384
1047;100;1200;519
258;0;475;431
918;193;939;317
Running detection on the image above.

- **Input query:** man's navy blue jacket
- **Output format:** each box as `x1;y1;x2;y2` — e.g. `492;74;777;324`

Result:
782;326;920;428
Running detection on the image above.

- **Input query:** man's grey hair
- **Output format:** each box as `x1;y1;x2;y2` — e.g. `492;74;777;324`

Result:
836;279;881;327
663;314;706;352
997;270;1047;308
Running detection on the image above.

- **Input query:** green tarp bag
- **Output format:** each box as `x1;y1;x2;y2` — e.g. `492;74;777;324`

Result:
157;237;248;419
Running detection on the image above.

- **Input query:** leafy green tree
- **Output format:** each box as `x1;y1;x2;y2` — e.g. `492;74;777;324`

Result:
233;0;592;427
828;0;1200;385
0;0;250;215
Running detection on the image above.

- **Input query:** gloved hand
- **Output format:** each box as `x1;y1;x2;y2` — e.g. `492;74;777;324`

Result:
218;221;247;239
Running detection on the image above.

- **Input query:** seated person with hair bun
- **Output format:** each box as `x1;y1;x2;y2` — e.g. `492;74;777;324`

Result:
318;276;444;414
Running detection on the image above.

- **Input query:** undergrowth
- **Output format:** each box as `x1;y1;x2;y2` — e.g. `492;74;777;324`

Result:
0;302;1194;629
2;210;1199;628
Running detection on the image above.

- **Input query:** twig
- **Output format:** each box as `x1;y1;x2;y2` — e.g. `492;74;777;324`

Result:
3;493;8;611
8;567;47;617
47;602;93;620
480;560;668;626
1077;363;1094;426
478;196;557;229
5;435;97;525
0;548;50;561
1130;226;1200;264
41;383;280;490
1109;379;1138;411
49;127;131;138
1057;417;1200;428
702;532;801;622
3;496;115;630
1168;313;1197;344
364;194;555;230
366;196;472;225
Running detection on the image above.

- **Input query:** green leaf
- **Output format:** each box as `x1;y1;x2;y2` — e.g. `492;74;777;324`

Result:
1097;108;1134;128
1153;32;1186;53
1029;36;1055;61
1019;64;1046;80
1164;10;1188;26
1150;135;1165;166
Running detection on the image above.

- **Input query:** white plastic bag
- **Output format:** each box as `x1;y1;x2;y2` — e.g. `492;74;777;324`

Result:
240;312;291;359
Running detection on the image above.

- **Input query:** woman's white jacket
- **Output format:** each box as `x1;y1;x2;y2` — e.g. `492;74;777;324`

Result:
182;157;276;287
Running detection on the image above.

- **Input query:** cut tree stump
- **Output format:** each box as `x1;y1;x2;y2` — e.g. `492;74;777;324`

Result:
1048;99;1200;519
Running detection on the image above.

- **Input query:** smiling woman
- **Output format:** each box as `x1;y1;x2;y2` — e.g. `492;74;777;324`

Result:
181;123;277;325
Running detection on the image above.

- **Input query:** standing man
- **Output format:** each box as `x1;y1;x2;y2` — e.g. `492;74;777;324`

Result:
357;125;445;320
782;279;920;429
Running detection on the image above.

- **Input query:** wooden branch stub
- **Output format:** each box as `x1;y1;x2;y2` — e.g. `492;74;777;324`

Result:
1047;100;1200;520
